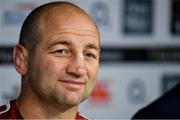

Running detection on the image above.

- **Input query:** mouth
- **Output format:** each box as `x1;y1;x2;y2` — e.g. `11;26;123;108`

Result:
58;79;85;90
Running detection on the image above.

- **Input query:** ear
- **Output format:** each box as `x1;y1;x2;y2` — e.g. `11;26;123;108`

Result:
13;44;28;75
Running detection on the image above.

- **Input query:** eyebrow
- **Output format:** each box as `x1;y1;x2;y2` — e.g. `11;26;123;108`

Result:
86;43;100;52
47;39;72;49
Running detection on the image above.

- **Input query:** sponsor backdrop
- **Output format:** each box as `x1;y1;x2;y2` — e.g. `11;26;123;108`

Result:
1;0;180;119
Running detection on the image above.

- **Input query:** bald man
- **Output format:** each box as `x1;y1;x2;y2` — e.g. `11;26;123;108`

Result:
0;1;100;119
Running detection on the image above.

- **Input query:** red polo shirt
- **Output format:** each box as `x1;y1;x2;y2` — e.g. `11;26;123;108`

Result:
0;100;88;119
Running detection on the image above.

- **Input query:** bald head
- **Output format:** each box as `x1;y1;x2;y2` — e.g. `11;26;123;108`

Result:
19;1;99;52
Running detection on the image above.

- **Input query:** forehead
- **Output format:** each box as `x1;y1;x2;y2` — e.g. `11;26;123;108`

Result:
37;6;100;48
38;5;99;35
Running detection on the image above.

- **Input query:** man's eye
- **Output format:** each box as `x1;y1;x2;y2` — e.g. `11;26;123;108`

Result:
85;53;97;59
54;49;70;55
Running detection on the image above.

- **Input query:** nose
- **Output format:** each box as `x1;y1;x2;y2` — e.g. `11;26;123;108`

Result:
66;54;87;77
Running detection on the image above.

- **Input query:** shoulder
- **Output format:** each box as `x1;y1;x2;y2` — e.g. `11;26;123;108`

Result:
0;103;10;118
132;84;180;119
0;100;23;119
76;112;92;120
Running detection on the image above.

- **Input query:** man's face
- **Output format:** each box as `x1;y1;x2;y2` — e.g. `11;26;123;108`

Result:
27;9;100;107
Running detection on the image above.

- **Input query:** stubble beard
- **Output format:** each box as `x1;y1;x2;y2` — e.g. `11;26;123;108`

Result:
50;86;88;108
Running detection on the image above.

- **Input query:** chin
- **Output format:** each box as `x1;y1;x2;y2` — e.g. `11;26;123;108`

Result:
58;95;83;106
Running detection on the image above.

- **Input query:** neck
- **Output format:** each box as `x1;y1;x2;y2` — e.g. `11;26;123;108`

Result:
16;84;78;119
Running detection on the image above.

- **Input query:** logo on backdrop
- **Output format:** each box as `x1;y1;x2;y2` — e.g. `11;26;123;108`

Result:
88;80;110;104
3;10;27;25
2;2;36;26
90;1;110;27
171;0;180;34
126;79;146;104
123;0;153;34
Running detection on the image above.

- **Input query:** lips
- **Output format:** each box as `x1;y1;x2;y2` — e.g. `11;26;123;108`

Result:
59;79;85;84
58;79;85;90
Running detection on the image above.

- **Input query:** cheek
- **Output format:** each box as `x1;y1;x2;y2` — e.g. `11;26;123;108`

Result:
92;63;99;75
44;59;62;75
88;63;99;81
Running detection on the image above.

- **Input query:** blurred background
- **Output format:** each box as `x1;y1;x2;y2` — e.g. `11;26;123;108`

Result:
1;0;180;119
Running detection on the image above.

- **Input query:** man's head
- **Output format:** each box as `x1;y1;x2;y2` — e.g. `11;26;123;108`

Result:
13;1;100;109
19;1;99;52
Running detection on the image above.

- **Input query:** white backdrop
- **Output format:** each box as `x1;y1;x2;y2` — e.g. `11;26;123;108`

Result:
1;0;180;119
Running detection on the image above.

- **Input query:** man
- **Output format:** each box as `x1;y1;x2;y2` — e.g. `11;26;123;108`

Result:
132;83;180;119
0;1;100;119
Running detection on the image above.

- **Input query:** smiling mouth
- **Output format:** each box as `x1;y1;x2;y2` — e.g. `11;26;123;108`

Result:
58;79;85;90
60;80;85;84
